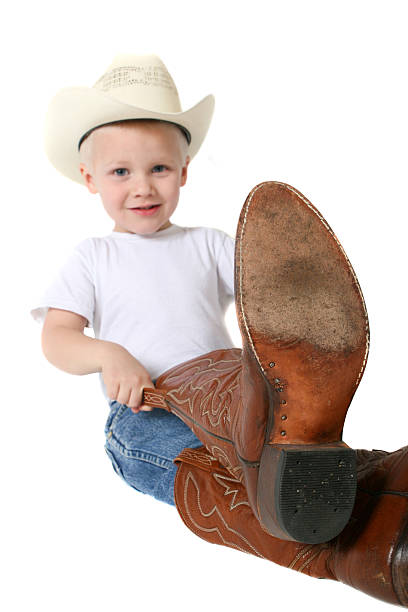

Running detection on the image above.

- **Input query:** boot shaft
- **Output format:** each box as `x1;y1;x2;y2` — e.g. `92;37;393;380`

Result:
143;346;358;544
144;347;244;479
173;444;408;607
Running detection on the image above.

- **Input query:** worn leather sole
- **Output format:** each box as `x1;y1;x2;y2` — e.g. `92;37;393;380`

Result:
235;181;370;543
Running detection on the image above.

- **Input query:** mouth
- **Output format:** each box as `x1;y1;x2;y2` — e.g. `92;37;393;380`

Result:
129;204;161;216
130;204;160;210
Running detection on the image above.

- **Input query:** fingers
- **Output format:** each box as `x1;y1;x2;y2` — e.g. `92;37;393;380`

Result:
130;404;152;414
109;382;155;413
128;384;154;412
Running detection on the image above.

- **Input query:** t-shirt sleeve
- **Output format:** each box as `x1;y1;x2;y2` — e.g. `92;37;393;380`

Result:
30;239;96;328
215;231;235;298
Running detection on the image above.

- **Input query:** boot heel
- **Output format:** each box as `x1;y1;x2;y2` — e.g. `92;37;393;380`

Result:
257;444;357;543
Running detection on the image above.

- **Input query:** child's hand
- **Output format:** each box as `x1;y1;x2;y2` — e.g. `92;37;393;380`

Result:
101;343;155;413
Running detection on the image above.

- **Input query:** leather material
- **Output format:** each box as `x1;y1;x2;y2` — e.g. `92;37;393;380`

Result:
142;346;354;541
143;181;370;539
143;348;244;479
142;346;355;539
234;181;369;448
173;444;408;607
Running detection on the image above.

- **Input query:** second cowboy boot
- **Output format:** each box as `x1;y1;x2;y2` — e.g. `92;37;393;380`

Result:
172;444;408;608
143;182;369;543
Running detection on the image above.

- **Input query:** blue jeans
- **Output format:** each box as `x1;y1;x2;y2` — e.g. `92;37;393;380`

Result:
104;390;202;506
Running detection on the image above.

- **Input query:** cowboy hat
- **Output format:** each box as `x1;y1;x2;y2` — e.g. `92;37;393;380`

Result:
44;54;215;185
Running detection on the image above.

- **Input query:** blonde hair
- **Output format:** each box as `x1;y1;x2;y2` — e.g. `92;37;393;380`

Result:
78;119;189;172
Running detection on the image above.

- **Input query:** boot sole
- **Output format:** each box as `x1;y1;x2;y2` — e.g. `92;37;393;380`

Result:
235;181;369;542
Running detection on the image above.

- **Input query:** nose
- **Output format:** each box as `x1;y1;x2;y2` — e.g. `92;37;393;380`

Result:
131;173;153;198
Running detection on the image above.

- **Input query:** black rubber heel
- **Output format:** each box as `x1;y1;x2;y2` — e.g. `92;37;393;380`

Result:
257;445;357;544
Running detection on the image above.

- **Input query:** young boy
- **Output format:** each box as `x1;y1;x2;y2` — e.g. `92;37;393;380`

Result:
31;54;235;506
31;54;408;606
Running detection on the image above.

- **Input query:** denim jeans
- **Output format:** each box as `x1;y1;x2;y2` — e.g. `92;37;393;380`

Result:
104;388;202;506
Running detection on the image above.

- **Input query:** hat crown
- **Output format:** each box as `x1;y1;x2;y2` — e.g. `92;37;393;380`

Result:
44;53;215;185
92;54;182;113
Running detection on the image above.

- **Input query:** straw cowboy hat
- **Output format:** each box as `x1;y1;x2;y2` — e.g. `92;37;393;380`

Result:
44;54;215;185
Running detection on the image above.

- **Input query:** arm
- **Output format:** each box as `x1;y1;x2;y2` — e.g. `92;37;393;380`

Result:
41;308;154;412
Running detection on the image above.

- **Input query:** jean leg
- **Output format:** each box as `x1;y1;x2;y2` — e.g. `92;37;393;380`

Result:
104;400;202;506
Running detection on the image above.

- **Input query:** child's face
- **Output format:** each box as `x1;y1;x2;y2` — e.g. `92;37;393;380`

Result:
79;121;190;235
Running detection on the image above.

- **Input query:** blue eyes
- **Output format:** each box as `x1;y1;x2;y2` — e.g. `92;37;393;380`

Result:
113;165;167;176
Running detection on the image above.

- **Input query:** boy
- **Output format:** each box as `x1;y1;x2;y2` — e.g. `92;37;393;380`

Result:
32;54;234;506
32;54;408;606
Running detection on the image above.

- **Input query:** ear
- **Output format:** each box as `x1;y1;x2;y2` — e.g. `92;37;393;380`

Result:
79;163;99;194
180;156;190;187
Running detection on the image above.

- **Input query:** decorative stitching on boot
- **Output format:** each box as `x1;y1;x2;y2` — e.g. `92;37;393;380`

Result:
143;390;168;409
208;444;244;482
288;545;315;569
297;545;330;573
174;447;218;471
158;353;247;476
212;471;251;510
181;469;266;559
161;355;241;428
288;543;330;573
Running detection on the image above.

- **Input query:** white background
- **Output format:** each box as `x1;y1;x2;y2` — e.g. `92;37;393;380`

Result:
3;1;408;610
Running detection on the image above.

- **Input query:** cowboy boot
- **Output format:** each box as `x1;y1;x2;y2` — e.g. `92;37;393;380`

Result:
143;181;369;544
172;444;408;608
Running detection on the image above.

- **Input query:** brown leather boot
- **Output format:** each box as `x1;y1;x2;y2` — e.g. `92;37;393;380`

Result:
172;444;408;608
143;182;369;544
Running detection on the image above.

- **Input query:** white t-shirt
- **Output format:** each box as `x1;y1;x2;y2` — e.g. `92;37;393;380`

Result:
31;223;236;398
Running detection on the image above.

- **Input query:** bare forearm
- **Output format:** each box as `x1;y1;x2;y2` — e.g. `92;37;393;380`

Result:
41;326;121;375
41;318;155;411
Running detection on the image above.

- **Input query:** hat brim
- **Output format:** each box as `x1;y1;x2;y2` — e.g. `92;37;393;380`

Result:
44;86;215;185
